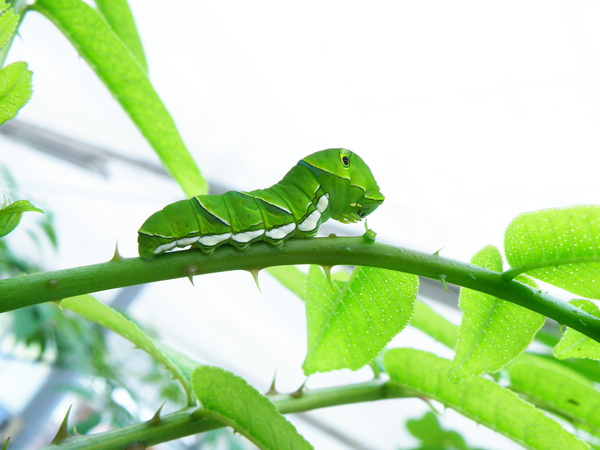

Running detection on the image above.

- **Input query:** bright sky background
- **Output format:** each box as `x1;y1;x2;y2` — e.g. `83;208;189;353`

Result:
3;1;600;448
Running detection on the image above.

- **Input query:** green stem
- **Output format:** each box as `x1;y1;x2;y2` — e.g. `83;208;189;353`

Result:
2;237;600;341
44;379;405;449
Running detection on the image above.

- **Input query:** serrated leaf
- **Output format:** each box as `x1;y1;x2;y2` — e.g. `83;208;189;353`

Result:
61;295;195;405
191;366;313;450
384;348;589;450
508;353;600;436
554;299;600;360
410;300;458;349
0;1;18;51
33;0;207;197
0;61;33;126
450;245;544;379
0;199;43;237
303;265;418;375
505;205;600;299
95;0;147;72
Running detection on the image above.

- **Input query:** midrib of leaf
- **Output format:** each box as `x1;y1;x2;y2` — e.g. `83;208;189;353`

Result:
304;267;347;358
452;296;502;373
0;62;27;102
502;256;600;281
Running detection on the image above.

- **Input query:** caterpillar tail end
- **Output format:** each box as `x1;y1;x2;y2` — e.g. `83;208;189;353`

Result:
138;232;158;261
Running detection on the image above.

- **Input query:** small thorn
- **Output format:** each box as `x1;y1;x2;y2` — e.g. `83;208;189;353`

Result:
248;269;262;292
185;266;198;286
290;379;308;398
3;437;9;450
51;405;72;444
266;371;278;395
320;265;335;291
53;300;63;310
433;247;444;256
438;274;449;293
149;401;166;425
110;241;124;261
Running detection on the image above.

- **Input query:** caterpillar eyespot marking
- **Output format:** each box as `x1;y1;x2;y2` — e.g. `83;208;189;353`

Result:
138;148;384;260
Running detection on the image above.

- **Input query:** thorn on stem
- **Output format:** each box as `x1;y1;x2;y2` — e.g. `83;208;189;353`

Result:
320;265;335;291
110;241;124;262
185;266;199;286
438;274;449;293
248;269;262;292
51;405;72;444
266;371;278;395
149;402;166;425
433;247;444;256
290;379;308;398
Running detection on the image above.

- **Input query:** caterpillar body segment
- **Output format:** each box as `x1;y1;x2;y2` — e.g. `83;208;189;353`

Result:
138;148;384;260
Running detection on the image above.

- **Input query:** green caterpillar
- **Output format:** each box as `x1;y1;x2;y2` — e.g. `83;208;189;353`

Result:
138;148;384;260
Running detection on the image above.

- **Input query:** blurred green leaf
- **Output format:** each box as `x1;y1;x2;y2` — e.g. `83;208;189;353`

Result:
505;205;600;299
410;300;458;349
450;245;544;379
303;265;418;375
384;348;589;450
0;199;43;237
405;411;481;450
508;353;600;437
554;299;600;360
61;295;195;405
192;365;313;449
266;265;307;299
33;0;207;197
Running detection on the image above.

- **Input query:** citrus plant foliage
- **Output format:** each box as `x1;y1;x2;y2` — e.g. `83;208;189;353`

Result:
3;1;600;449
0;0;32;126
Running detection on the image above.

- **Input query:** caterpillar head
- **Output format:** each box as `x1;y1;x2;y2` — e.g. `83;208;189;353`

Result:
300;148;385;223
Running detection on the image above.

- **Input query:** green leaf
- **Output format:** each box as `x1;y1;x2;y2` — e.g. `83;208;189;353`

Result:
450;245;544;379
384;348;589;450
33;0;207;197
61;295;195;405
0;1;18;51
0;61;33;126
191;366;313;450
303;265;418;375
95;0;147;72
0;199;43;238
504;205;600;299
508;353;600;436
554;299;600;360
410;300;458;349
